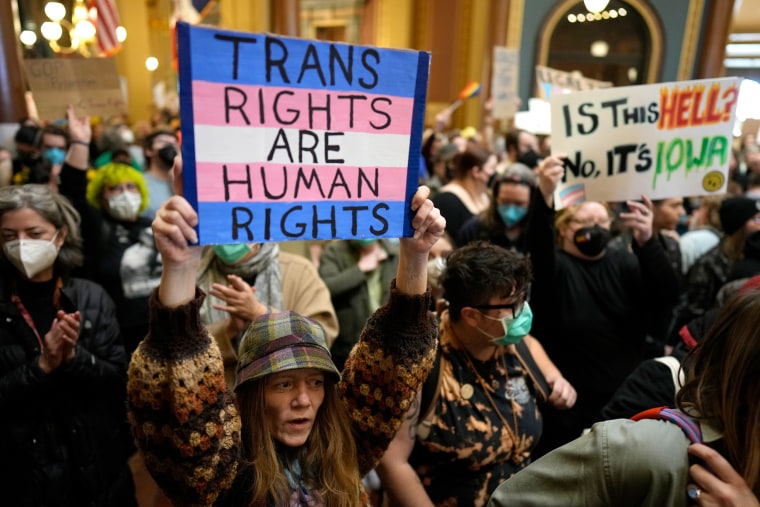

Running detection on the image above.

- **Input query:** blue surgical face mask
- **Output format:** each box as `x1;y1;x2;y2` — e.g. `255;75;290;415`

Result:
476;302;533;345
42;147;66;166
213;243;253;265
498;204;528;228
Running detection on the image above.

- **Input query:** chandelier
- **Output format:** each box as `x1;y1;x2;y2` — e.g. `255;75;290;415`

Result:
19;1;127;57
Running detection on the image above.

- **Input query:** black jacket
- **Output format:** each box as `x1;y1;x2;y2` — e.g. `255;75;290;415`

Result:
0;275;135;507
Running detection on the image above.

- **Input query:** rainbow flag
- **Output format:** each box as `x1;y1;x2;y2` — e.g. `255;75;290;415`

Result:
458;81;481;100
558;183;587;208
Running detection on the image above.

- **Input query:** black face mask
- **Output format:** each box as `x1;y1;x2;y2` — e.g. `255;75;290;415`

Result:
573;225;611;257
157;145;177;168
517;149;541;169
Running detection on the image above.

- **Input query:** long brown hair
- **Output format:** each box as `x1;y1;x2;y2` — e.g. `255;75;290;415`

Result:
677;287;760;495
236;375;363;506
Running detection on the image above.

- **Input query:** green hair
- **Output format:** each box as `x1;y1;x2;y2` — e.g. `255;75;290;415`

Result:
86;162;149;213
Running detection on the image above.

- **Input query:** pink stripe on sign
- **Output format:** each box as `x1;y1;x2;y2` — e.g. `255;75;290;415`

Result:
192;81;414;135
195;162;409;203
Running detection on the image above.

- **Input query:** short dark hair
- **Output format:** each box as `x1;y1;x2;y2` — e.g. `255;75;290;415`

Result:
449;146;493;180
14;125;39;145
505;129;530;154
142;129;177;150
440;242;532;321
38;124;70;148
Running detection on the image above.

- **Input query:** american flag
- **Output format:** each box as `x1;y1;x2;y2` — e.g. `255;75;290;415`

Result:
94;0;121;56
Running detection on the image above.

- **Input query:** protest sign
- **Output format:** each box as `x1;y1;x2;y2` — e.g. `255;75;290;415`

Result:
176;22;430;244
24;58;126;121
515;98;551;135
536;65;612;101
491;47;519;119
551;77;741;208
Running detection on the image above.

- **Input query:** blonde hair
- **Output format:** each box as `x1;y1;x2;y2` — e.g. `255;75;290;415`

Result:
554;201;613;246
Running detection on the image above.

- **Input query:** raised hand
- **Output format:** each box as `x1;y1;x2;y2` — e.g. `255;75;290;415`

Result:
536;155;565;207
396;186;446;295
619;195;654;246
402;185;446;256
153;156;202;307
66;105;91;143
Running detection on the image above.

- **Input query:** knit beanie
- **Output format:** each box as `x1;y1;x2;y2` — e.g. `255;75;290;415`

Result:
719;197;760;235
235;310;341;392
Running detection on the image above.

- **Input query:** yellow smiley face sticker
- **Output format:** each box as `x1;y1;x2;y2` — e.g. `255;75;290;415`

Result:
702;171;725;192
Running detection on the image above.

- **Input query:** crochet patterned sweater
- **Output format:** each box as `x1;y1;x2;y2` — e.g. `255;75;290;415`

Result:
127;282;437;507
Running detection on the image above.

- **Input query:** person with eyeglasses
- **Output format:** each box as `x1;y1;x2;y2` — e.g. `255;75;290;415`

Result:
526;155;680;458
377;241;576;507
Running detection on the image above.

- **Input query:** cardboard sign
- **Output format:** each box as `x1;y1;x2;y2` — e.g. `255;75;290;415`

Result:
491;47;519;119
551;77;741;208
536;65;612;101
177;22;430;244
24;58;126;121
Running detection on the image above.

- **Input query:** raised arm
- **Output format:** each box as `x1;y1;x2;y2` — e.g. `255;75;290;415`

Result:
397;185;445;295
340;186;445;474
64;105;90;171
526;157;564;341
127;159;240;506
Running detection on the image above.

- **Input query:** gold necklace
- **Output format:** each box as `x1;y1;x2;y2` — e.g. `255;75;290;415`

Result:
456;341;523;463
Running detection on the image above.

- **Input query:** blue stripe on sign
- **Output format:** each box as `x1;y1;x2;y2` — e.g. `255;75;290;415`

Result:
178;22;199;217
403;50;430;237
181;22;424;97
196;200;407;244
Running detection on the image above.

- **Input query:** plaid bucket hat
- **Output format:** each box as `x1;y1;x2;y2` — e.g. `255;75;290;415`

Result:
234;310;341;392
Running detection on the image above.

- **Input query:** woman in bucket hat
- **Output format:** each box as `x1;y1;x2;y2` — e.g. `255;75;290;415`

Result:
127;158;446;506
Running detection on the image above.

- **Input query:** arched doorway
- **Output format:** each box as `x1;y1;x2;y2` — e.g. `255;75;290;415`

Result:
537;0;663;87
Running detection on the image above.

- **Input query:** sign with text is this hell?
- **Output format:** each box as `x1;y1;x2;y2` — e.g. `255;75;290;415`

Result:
551;77;741;209
177;22;430;244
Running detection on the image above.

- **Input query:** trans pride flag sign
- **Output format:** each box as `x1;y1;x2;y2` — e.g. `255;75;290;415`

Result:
177;22;430;244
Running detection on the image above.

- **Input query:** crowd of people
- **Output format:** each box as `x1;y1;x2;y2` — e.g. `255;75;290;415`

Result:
1;93;760;507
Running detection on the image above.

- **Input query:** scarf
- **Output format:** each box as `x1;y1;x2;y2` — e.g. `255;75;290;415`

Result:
198;243;283;326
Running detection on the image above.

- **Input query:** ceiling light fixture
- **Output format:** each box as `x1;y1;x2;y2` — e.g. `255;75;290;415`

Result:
584;0;610;14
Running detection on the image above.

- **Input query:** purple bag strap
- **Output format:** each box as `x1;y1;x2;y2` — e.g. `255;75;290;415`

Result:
632;407;703;444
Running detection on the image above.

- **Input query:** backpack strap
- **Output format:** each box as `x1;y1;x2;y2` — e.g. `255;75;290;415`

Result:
513;340;551;404
632;406;703;444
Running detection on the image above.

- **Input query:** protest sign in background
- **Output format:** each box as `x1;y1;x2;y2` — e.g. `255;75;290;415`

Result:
491;47;519;119
24;58;126;121
536;65;612;101
177;22;430;244
551;77;741;209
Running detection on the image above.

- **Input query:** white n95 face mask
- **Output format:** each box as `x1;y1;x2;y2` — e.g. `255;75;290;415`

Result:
3;231;60;279
107;191;143;221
